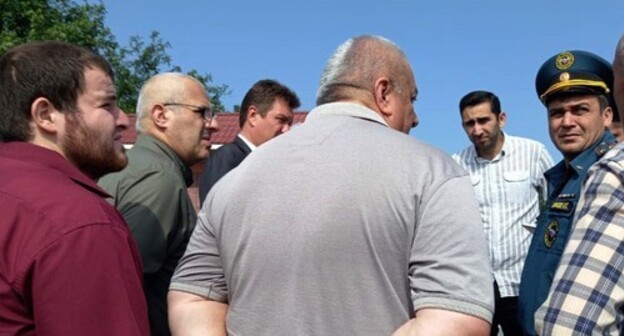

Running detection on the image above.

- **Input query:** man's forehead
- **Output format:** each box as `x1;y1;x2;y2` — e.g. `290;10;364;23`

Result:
462;106;495;120
547;94;599;108
83;68;116;96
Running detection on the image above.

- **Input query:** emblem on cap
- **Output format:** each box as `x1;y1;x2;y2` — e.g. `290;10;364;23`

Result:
559;72;570;82
544;220;559;248
555;51;575;70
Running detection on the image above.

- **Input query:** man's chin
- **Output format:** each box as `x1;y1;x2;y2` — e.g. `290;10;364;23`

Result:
85;153;128;180
112;153;129;171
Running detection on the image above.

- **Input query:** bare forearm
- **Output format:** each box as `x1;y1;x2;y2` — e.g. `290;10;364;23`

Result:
392;309;490;336
168;290;228;336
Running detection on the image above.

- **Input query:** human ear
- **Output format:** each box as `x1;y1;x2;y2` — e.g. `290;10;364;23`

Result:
30;97;60;134
152;104;169;128
498;112;507;128
374;77;392;116
247;106;259;127
602;106;613;126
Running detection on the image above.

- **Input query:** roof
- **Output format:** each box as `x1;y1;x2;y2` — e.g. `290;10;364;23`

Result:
121;112;308;145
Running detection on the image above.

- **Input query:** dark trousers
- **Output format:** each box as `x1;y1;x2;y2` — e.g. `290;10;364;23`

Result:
491;281;522;336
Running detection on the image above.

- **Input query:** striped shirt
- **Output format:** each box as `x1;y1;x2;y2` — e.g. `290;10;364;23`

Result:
535;143;624;335
453;133;554;297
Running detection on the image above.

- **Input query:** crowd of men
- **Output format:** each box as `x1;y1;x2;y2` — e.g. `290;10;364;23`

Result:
0;33;623;335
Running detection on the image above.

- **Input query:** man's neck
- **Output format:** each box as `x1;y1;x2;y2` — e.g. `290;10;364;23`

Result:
238;132;258;151
476;134;505;161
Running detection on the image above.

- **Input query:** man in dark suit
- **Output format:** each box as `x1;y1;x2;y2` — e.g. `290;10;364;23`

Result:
198;79;300;204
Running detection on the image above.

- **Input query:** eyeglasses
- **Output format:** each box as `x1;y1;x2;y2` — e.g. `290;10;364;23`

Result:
163;103;214;121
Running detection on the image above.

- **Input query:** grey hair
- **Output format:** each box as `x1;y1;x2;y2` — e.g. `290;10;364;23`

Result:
316;35;407;105
135;72;205;132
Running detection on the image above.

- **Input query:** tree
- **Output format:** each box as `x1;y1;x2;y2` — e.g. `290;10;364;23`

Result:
0;0;229;113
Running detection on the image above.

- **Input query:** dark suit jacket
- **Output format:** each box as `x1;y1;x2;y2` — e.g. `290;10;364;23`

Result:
199;135;251;204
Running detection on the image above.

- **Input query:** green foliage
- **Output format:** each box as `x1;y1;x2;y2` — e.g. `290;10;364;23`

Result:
0;0;230;113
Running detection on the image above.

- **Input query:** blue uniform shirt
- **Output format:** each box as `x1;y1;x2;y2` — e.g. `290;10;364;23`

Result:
518;131;617;335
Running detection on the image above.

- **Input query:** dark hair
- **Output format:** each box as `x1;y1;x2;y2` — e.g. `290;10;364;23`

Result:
0;40;114;142
459;90;502;116
239;79;300;128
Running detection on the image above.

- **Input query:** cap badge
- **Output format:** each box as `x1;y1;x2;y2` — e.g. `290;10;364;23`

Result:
559;72;570;82
544;220;559;248
555;52;575;70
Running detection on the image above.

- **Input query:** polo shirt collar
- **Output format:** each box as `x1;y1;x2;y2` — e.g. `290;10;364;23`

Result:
307;102;390;127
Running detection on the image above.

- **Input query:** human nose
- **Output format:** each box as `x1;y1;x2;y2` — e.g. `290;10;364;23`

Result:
206;116;219;132
281;123;291;133
411;112;419;128
116;108;130;130
561;112;575;127
473;124;484;136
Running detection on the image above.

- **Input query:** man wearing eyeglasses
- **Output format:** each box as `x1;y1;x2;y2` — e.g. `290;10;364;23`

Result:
99;72;219;336
198;79;300;204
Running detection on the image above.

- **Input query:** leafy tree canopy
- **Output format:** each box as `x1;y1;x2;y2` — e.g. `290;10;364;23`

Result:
0;0;230;112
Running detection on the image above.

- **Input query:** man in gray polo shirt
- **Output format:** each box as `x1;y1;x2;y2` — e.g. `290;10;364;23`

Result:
168;35;494;335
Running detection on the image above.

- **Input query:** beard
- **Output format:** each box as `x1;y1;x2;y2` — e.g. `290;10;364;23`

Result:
61;113;128;180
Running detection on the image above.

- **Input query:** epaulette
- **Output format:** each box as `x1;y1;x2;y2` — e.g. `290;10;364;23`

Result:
595;141;617;157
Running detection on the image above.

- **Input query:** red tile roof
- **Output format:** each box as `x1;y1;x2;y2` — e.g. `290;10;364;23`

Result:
121;112;308;145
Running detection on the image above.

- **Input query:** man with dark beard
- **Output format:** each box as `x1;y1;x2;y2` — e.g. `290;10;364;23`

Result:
99;72;219;336
0;41;149;335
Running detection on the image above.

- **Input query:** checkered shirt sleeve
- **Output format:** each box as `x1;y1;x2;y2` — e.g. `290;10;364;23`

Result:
535;146;624;335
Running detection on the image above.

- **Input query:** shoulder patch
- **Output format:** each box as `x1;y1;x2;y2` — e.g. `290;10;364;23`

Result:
544;220;559;248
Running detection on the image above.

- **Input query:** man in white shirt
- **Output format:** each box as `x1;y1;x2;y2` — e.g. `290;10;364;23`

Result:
453;90;554;336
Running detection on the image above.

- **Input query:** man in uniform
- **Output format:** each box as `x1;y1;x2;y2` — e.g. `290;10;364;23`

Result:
534;34;624;335
518;50;619;335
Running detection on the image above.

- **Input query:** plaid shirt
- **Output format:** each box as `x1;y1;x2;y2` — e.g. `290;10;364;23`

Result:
535;142;624;335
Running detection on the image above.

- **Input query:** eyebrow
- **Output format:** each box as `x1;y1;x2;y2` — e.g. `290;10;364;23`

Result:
549;101;590;111
96;92;117;101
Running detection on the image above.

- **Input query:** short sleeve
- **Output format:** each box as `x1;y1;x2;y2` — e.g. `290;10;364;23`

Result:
169;205;228;302
409;175;494;322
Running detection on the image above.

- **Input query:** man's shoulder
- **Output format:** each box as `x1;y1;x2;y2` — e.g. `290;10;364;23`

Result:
207;140;249;165
1;164;126;234
108;143;181;179
506;134;547;149
452;146;476;163
593;144;624;169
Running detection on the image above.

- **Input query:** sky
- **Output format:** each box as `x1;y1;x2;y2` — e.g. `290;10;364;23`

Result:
99;0;624;159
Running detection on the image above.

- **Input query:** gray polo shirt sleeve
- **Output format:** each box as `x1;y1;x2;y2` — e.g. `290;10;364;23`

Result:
409;173;494;322
169;205;228;302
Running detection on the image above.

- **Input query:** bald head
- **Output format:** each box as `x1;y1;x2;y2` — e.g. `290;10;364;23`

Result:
614;34;624;120
135;72;206;133
316;35;414;106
